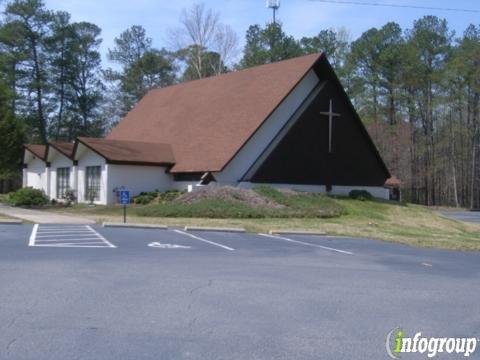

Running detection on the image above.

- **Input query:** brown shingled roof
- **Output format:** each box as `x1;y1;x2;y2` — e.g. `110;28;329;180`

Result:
107;53;323;173
25;144;47;160
48;141;74;158
75;137;175;166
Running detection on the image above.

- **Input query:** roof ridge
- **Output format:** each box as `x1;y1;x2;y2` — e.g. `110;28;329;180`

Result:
148;53;322;95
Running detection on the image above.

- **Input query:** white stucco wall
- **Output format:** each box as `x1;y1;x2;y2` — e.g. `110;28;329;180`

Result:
25;158;47;193
214;69;320;184
76;148;107;204
330;185;389;199
49;150;74;200
106;165;172;204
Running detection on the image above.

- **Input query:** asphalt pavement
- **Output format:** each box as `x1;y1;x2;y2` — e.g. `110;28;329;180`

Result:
1;224;479;359
440;210;480;224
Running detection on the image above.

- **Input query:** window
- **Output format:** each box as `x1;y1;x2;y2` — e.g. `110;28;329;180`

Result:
56;167;70;199
85;166;101;201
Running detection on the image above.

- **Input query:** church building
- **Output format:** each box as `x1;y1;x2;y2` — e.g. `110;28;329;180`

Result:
23;53;392;205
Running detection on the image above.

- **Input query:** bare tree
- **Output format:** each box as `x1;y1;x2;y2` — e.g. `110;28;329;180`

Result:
212;24;239;74
170;3;238;79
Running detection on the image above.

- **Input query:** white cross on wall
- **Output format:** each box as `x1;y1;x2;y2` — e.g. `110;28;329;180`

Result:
319;99;341;153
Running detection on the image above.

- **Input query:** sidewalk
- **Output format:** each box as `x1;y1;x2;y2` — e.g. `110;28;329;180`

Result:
0;204;95;224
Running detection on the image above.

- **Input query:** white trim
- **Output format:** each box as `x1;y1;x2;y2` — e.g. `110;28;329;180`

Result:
243;80;327;181
215;69;320;183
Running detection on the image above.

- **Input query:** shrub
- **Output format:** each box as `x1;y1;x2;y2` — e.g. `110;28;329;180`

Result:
133;190;185;205
158;190;185;203
134;194;156;205
349;190;373;201
0;193;9;203
8;187;49;207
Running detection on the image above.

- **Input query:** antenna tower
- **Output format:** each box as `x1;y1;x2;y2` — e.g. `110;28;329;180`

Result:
266;0;280;24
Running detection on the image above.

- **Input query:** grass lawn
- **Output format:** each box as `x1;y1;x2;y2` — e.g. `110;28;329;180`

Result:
45;187;480;251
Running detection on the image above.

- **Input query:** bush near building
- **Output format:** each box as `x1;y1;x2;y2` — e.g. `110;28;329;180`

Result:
7;187;49;207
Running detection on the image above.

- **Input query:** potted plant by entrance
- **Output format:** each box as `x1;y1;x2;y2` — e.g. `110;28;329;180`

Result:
63;188;77;207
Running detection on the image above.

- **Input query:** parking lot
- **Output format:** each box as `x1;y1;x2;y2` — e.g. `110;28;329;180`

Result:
1;224;480;359
440;210;480;224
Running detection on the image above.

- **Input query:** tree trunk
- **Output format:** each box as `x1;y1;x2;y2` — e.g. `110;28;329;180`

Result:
31;36;47;143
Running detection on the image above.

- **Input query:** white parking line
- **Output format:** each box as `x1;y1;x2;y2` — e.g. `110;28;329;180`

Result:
86;226;116;248
33;243;114;248
29;224;116;248
258;233;354;255
29;224;38;247
35;238;105;242
36;230;93;234
37;230;98;239
173;229;235;251
37;228;92;230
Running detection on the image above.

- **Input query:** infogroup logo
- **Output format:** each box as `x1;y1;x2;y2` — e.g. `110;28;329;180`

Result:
386;328;478;358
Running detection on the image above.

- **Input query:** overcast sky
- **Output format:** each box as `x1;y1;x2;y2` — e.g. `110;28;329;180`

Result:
42;0;480;66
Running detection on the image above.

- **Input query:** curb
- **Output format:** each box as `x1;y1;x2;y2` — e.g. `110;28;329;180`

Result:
0;219;23;225
269;230;327;236
103;222;168;230
184;226;245;233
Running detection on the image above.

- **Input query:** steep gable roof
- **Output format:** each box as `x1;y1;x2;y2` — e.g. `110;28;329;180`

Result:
48;141;74;159
107;53;322;173
24;144;47;161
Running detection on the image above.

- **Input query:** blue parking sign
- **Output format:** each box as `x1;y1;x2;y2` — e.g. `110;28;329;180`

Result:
119;190;130;205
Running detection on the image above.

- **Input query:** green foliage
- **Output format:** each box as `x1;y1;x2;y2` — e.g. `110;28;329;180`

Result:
106;25;177;113
300;28;350;75
0;79;24;178
348;190;374;201
0;0;105;142
134;194;156;205
158;190;185;203
133;190;185;205
3;0;53;143
348;22;405;125
108;25;152;67
177;46;223;81
7;187;49;207
240;23;303;68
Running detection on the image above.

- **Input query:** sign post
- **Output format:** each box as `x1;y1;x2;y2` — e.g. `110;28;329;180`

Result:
119;190;130;224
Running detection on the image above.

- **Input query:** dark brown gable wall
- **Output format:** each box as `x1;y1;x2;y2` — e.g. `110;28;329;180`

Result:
249;65;389;187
